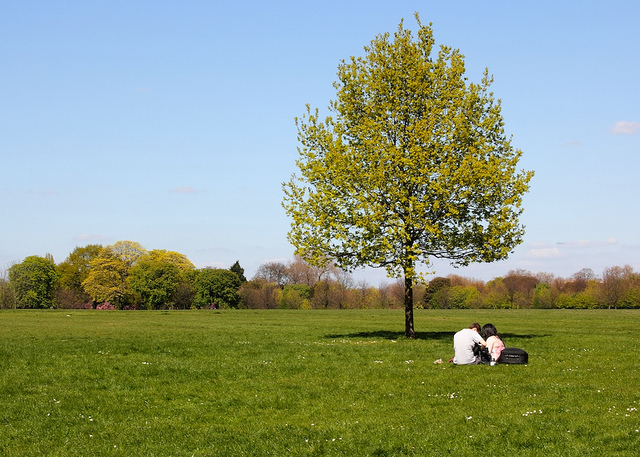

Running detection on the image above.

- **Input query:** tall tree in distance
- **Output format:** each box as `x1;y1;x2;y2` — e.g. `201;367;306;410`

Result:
193;268;241;309
56;244;102;307
283;15;533;337
107;240;147;267
82;254;130;308
8;256;59;308
229;260;247;282
129;259;181;309
0;268;17;308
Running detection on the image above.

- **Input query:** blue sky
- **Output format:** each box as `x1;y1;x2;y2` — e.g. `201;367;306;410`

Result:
2;1;639;283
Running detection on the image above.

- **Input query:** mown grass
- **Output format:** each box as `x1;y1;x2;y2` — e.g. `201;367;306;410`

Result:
1;309;639;456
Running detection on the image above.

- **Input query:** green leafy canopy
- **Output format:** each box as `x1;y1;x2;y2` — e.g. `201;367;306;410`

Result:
283;15;533;283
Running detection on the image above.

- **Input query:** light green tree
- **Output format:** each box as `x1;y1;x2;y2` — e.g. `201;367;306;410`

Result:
80;241;148;308
142;249;195;272
282;16;533;337
106;240;148;267
82;254;130;307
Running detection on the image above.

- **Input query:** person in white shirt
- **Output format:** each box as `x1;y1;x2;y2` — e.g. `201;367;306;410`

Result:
452;323;487;365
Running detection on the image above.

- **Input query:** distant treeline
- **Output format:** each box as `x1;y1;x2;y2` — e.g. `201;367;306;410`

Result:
247;260;640;310
1;241;243;310
1;241;639;310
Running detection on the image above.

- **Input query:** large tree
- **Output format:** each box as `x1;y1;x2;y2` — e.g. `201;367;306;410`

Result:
128;249;195;309
143;249;195;272
129;259;181;309
8;256;59;308
56;244;103;307
229;260;247;283
282;16;533;337
600;265;633;309
0;271;16;309
82;254;130;307
193;268;241;309
107;240;147;267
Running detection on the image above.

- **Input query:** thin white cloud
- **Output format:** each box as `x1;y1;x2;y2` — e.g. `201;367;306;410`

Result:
525;237;619;259
610;121;640;135
528;241;552;248
556;238;618;249
170;186;198;194
525;247;562;259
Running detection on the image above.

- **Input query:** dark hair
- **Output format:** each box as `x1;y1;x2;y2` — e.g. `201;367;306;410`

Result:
469;323;481;332
482;323;501;340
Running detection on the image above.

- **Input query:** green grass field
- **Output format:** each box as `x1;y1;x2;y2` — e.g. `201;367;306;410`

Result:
1;309;639;456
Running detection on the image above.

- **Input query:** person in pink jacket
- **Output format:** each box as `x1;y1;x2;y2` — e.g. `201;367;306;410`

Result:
482;323;505;365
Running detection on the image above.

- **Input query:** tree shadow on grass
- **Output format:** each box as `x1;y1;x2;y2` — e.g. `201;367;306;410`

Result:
325;331;454;341
324;331;551;341
499;333;551;342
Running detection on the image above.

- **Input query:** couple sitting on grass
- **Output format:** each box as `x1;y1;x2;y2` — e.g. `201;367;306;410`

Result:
451;323;504;365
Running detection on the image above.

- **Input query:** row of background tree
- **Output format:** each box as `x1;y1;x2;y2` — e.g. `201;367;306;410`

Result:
0;241;243;310
1;240;639;310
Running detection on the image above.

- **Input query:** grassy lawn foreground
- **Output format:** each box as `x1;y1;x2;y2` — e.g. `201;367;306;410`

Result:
1;309;639;456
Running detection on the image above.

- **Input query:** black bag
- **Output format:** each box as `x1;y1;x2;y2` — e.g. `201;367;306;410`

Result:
498;347;528;364
473;343;492;364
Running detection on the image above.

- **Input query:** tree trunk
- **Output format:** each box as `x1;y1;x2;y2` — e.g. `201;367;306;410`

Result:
404;275;415;338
